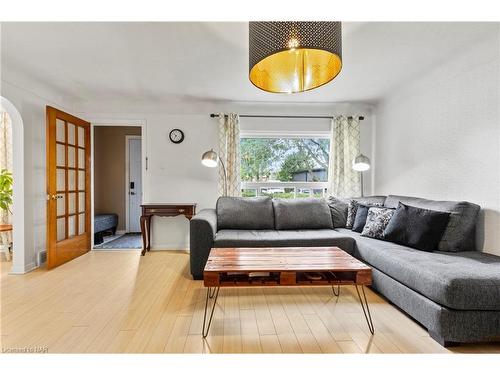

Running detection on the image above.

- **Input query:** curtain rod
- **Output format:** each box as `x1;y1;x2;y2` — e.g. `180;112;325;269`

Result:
210;113;364;121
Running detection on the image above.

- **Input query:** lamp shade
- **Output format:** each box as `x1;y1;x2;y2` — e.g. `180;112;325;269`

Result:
249;22;342;93
353;154;371;172
201;149;218;168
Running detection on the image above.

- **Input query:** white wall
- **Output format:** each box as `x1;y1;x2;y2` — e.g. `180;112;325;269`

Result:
1;70;76;271
78;101;375;250
0;64;375;265
141;113;219;250
2;61;375;261
374;31;500;255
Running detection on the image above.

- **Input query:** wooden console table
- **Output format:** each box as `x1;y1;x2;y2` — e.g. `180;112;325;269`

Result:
140;203;197;256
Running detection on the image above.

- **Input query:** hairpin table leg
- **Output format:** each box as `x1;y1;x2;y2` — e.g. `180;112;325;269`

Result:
209;287;217;299
329;272;340;297
202;286;220;338
331;284;340;297
355;285;374;334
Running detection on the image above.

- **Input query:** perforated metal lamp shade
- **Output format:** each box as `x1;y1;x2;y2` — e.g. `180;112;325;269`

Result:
353;154;371;172
249;22;342;93
201;150;218;168
201;149;228;196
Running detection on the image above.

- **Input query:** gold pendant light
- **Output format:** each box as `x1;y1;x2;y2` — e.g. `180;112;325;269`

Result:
249;22;342;94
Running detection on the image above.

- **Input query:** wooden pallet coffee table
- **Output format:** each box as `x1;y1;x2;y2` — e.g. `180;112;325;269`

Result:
202;246;374;338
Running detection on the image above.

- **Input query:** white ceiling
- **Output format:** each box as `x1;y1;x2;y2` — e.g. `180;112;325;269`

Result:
1;22;498;105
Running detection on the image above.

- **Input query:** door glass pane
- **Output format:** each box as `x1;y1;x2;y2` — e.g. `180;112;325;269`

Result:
68;169;76;191
67;123;75;145
68;146;76;167
78;170;85;190
78;192;85;212
68;193;76;214
57;218;66;241
57;144;66;166
78;126;85;147
78;148;85;169
56;119;65;142
78;213;85;235
68;215;76;237
57;169;66;191
57;194;66;216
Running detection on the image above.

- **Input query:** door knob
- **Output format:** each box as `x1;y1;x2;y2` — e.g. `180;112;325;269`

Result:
50;194;63;200
130;192;136;195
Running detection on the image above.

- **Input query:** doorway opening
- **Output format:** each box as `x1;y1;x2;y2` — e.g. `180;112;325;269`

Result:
0;96;25;274
0;111;13;263
92;126;143;250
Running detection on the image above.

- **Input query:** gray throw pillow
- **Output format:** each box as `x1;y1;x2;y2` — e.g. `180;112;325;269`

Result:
352;202;383;232
346;199;380;229
325;196;348;228
361;207;395;239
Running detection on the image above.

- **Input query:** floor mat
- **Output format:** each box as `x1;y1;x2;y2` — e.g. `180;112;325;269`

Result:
94;233;142;249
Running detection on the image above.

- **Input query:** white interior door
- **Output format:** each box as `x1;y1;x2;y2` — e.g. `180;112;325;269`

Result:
128;138;142;232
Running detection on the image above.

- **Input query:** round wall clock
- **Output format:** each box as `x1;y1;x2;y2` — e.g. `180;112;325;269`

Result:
169;128;185;144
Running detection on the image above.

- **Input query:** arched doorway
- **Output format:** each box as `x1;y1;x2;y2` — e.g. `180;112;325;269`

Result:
0;96;25;274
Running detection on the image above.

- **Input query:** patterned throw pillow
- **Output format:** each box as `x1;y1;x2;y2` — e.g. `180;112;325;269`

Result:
345;200;359;229
361;207;395;239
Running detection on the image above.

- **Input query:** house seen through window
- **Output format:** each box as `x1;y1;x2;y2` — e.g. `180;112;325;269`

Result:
240;137;330;198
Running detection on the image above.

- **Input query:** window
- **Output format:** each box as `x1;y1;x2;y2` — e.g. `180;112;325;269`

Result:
240;137;330;198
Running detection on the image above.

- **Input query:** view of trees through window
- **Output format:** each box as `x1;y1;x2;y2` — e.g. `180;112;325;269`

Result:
240;137;330;198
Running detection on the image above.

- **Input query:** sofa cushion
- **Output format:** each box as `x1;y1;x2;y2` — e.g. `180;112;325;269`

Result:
325;196;348;228
383;203;450;252
273;198;333;230
337;228;500;310
384;195;480;252
214;229;355;254
217;196;274;230
355;196;387;206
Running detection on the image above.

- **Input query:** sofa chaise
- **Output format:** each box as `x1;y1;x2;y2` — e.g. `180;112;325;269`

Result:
189;195;500;346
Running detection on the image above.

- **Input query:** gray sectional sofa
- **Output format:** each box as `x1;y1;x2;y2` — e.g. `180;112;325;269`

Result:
189;195;500;346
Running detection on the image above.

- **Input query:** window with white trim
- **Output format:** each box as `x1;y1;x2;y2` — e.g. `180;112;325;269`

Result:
240;136;330;198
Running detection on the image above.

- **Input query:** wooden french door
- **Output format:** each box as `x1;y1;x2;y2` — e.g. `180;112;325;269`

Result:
46;106;91;269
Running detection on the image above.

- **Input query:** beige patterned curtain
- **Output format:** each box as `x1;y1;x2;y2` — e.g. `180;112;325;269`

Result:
218;113;241;197
327;115;361;198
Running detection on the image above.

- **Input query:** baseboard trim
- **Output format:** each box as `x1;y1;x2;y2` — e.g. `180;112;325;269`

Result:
9;262;37;274
150;243;190;251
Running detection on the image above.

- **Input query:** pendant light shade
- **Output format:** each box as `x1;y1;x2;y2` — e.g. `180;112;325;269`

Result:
249;22;342;94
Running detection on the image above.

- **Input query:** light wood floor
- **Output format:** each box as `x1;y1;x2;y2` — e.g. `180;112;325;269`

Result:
1;251;499;354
